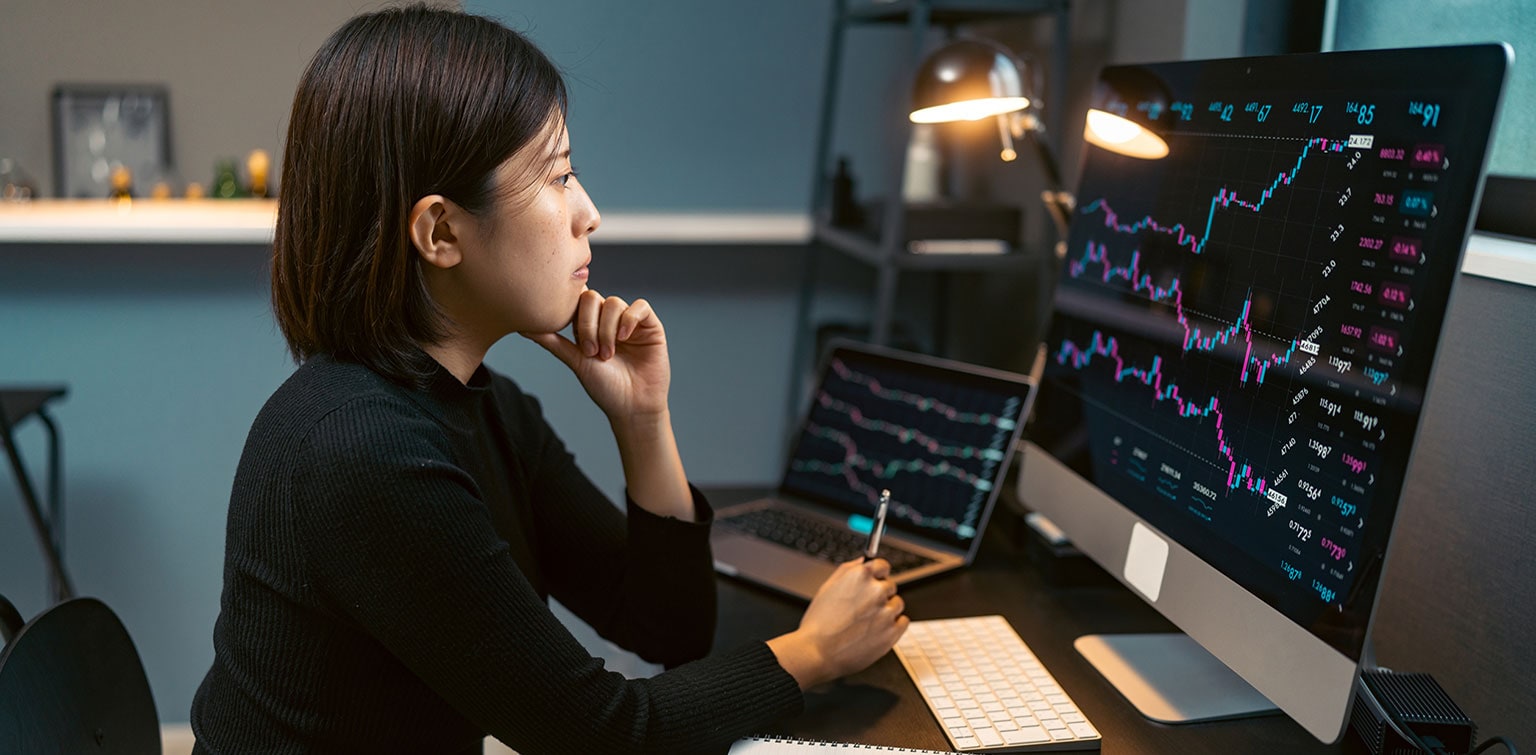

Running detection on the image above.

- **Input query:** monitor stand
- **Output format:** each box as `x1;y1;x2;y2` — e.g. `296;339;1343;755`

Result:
1075;633;1280;723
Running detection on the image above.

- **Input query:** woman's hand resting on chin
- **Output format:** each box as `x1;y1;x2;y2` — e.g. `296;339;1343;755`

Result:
521;288;670;424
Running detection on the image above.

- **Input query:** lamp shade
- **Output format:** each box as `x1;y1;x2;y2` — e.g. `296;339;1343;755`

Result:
1083;67;1171;159
910;39;1034;124
1084;109;1169;159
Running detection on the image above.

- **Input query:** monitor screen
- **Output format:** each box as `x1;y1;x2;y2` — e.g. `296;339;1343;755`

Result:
780;344;1034;551
1021;44;1508;741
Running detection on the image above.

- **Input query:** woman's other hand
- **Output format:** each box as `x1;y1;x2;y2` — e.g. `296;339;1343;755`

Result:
767;558;910;690
522;288;670;423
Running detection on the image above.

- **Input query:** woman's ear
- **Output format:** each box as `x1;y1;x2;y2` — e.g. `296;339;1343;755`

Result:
408;195;464;270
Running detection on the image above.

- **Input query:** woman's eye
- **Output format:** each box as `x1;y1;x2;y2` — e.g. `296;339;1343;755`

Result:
557;168;579;187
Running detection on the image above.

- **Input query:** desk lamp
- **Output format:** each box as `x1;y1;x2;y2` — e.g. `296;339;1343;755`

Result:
909;38;1169;243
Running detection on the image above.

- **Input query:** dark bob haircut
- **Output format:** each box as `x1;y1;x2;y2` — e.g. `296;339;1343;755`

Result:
272;4;567;385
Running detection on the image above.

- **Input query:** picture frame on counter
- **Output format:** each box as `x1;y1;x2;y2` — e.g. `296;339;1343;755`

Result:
51;84;172;199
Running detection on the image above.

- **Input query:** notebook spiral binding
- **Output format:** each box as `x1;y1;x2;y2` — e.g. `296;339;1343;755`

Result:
735;735;952;753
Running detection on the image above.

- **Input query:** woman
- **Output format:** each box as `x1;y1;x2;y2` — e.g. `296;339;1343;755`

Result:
190;5;907;754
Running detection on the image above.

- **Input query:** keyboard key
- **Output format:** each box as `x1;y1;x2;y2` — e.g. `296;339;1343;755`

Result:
1010;727;1051;744
1070;722;1100;739
720;508;935;573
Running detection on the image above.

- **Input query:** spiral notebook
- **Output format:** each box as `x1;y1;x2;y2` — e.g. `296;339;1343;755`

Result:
729;736;951;754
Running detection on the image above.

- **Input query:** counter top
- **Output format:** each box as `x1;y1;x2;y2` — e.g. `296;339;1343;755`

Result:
2;200;1528;290
0;200;813;245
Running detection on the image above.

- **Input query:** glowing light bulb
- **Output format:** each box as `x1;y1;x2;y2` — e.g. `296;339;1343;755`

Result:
1086;110;1141;143
1083;109;1169;159
910;97;1030;124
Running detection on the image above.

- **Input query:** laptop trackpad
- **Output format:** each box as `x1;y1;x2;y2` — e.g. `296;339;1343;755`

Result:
713;532;837;600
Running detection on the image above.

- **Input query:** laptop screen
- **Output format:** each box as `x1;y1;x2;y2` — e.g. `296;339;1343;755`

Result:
779;344;1036;550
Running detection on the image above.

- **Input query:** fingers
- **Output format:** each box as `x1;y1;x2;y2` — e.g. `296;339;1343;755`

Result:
841;558;902;620
863;558;892;580
617;298;654;342
575;289;602;357
574;291;656;360
596;295;626;359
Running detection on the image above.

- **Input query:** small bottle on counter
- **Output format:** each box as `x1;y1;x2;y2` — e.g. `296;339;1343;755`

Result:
108;165;134;201
211;159;246;199
247;149;273;199
0;158;38;201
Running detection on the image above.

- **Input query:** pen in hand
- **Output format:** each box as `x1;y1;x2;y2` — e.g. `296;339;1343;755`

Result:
864;489;891;562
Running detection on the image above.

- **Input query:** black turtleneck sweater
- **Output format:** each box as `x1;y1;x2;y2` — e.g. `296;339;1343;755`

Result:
190;355;802;754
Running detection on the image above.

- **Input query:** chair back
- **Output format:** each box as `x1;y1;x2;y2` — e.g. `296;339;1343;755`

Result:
0;594;160;754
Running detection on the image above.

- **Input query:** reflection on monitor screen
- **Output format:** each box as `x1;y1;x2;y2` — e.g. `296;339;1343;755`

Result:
1020;44;1508;742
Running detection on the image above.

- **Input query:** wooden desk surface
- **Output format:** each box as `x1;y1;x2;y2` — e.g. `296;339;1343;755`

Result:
707;487;1363;754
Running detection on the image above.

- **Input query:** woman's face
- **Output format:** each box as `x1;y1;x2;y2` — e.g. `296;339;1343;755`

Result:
449;123;601;340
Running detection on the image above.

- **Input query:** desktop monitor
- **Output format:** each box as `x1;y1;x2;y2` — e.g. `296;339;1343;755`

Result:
1018;44;1509;743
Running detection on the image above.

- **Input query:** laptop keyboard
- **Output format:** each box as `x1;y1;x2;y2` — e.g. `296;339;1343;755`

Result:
719;507;936;574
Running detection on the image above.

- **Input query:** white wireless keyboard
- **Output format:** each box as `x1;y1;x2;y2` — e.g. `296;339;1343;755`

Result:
893;616;1102;752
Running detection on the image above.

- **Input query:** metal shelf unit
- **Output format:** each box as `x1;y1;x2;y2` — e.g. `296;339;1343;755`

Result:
786;0;1072;424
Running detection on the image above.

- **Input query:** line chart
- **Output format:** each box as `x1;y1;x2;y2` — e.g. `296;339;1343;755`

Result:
1056;330;1271;493
1077;137;1347;256
1068;240;1309;385
782;356;1027;542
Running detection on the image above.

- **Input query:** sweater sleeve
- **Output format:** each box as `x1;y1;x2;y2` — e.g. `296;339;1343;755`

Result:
291;397;802;755
516;392;720;667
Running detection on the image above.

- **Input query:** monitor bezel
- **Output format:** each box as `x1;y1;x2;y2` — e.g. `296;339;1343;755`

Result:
1019;42;1511;744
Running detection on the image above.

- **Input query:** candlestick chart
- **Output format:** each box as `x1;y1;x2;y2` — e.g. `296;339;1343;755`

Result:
1040;92;1462;613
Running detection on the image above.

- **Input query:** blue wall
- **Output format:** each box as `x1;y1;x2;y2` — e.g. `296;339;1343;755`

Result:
1333;0;1534;179
470;0;918;211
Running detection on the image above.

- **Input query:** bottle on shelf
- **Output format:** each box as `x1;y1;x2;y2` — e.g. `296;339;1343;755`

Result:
211;158;246;199
247;149;273;198
0;158;38;201
902;123;942;203
108;165;134;201
829;156;864;229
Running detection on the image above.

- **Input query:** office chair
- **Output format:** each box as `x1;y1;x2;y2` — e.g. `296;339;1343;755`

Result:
0;592;160;754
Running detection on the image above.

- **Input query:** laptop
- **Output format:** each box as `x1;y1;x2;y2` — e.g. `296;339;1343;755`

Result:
712;341;1038;600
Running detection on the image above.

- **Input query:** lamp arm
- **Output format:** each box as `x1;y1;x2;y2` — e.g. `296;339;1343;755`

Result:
1010;115;1073;243
1025;126;1065;191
